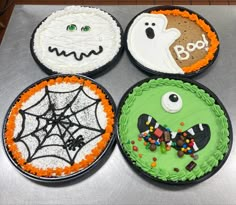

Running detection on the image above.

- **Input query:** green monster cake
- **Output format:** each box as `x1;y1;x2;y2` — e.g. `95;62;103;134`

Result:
118;77;231;183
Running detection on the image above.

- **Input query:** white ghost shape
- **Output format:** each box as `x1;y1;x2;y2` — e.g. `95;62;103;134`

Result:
127;13;184;74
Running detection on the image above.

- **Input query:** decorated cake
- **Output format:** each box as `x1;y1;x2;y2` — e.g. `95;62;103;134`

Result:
3;75;115;181
118;77;232;184
31;6;123;76
126;6;219;76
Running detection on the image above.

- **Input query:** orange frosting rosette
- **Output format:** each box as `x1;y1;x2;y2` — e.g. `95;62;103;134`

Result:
4;76;115;178
150;9;219;73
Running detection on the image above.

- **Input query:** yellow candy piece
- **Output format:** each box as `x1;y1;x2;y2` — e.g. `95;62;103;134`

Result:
187;147;190;150
186;139;190;143
181;148;185;151
146;121;150;125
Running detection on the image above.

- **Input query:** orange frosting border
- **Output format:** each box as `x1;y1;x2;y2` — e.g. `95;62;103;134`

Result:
4;76;115;178
150;9;219;73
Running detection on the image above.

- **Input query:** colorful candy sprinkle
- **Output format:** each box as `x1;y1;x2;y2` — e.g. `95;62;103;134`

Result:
174;168;179;172
166;145;171;151
133;146;138;151
180;122;185;126
150;144;157;151
186;161;197;171
177;150;184;158
131;140;135;144
153;157;157;161
151;161;157;168
177;129;182;133
160;142;166;153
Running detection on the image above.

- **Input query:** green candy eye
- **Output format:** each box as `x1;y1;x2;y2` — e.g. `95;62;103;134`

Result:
81;26;91;32
67;24;77;31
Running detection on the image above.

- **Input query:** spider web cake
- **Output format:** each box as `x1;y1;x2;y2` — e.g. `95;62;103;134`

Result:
3;75;115;180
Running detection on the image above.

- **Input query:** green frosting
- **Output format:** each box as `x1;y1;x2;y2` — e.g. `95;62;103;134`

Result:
118;78;230;182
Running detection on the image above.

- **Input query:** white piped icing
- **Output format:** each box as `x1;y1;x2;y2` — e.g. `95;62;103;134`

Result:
147;116;152;124
199;123;204;131
161;92;183;113
127;13;184;74
193;142;199;151
33;6;121;74
171;131;177;139
173;34;209;60
188;128;195;135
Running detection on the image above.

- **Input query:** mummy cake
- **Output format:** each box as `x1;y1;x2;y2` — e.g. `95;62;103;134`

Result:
117;77;232;184
126;6;219;77
31;6;123;76
3;75;115;181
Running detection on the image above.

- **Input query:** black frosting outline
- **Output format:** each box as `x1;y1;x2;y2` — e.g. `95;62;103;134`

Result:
116;75;233;185
48;45;103;62
30;6;124;78
124;5;220;78
2;74;117;183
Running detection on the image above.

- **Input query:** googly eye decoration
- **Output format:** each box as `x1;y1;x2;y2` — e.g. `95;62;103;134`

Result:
161;92;182;113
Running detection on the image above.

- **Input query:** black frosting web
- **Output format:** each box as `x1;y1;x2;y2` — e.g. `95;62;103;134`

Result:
13;84;105;166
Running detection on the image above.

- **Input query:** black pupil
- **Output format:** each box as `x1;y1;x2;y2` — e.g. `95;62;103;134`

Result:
169;94;178;102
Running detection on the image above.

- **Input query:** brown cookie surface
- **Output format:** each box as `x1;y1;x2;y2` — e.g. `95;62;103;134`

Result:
166;15;210;68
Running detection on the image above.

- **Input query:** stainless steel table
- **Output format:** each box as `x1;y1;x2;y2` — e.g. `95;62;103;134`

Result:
0;5;236;205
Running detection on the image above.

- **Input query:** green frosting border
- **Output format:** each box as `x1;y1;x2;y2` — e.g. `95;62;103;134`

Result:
118;78;230;182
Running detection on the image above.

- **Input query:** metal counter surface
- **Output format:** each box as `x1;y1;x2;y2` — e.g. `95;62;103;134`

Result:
0;5;236;205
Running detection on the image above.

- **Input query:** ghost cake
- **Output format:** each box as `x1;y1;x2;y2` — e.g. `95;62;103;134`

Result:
118;77;231;183
3;75;115;181
31;6;122;76
126;6;219;76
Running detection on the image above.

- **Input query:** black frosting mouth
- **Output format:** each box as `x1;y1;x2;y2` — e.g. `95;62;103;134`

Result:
48;46;103;61
137;114;211;154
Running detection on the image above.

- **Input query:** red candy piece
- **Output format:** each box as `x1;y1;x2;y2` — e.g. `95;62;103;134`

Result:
188;142;194;147
154;128;163;138
153;157;157;161
131;140;135;144
133;146;138;151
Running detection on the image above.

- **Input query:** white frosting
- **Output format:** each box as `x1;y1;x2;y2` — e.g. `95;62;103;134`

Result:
199;123;204;131
127;13;184;74
188;128;195;136
13;82;109;169
33;6;121;74
161;92;183;113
